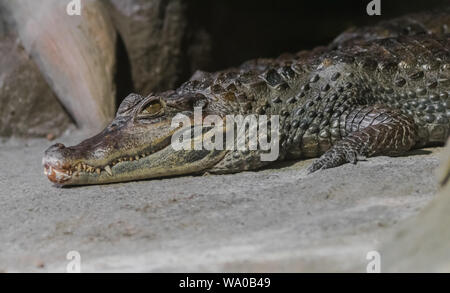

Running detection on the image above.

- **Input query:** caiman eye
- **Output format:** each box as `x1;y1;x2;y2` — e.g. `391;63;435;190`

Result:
140;100;164;116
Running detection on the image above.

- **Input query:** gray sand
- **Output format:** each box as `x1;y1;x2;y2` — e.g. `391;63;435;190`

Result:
0;130;443;272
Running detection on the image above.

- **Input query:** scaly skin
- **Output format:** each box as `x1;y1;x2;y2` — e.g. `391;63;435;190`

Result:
43;10;450;185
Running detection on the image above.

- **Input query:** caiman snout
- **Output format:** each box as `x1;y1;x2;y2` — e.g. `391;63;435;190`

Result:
43;143;73;184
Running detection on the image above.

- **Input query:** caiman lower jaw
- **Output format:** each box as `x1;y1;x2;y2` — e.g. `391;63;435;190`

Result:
43;153;158;185
43;140;170;185
43;143;227;186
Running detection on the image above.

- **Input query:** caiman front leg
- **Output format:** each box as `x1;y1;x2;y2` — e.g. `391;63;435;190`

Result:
307;105;418;173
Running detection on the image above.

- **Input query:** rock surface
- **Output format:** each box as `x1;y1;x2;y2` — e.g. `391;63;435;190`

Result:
0;130;443;272
380;139;450;272
106;0;212;96
2;0;117;133
0;34;72;137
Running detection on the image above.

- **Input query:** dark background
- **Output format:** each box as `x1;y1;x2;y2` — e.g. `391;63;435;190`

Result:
188;0;449;71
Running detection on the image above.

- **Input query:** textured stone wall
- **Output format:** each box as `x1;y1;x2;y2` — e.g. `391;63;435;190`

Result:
105;0;212;97
0;7;72;138
0;0;448;137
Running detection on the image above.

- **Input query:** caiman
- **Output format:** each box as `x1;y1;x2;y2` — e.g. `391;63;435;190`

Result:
43;9;450;186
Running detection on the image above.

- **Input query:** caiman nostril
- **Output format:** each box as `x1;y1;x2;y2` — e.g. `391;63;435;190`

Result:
53;143;66;149
44;143;68;166
46;143;66;153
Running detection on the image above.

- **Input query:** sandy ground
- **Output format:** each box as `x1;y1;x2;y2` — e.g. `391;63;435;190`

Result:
0;130;444;272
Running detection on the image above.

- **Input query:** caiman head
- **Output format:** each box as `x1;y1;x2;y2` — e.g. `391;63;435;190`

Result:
43;91;228;186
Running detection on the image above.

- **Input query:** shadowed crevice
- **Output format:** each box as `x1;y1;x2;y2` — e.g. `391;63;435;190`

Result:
114;32;134;108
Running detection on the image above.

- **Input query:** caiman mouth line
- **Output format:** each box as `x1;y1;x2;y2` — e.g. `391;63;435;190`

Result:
44;139;171;184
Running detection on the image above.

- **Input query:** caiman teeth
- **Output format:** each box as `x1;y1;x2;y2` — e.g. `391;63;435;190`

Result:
59;143;169;177
105;165;112;176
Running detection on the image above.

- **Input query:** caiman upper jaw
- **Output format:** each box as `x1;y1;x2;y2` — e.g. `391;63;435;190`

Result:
43;126;227;186
42;137;172;185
